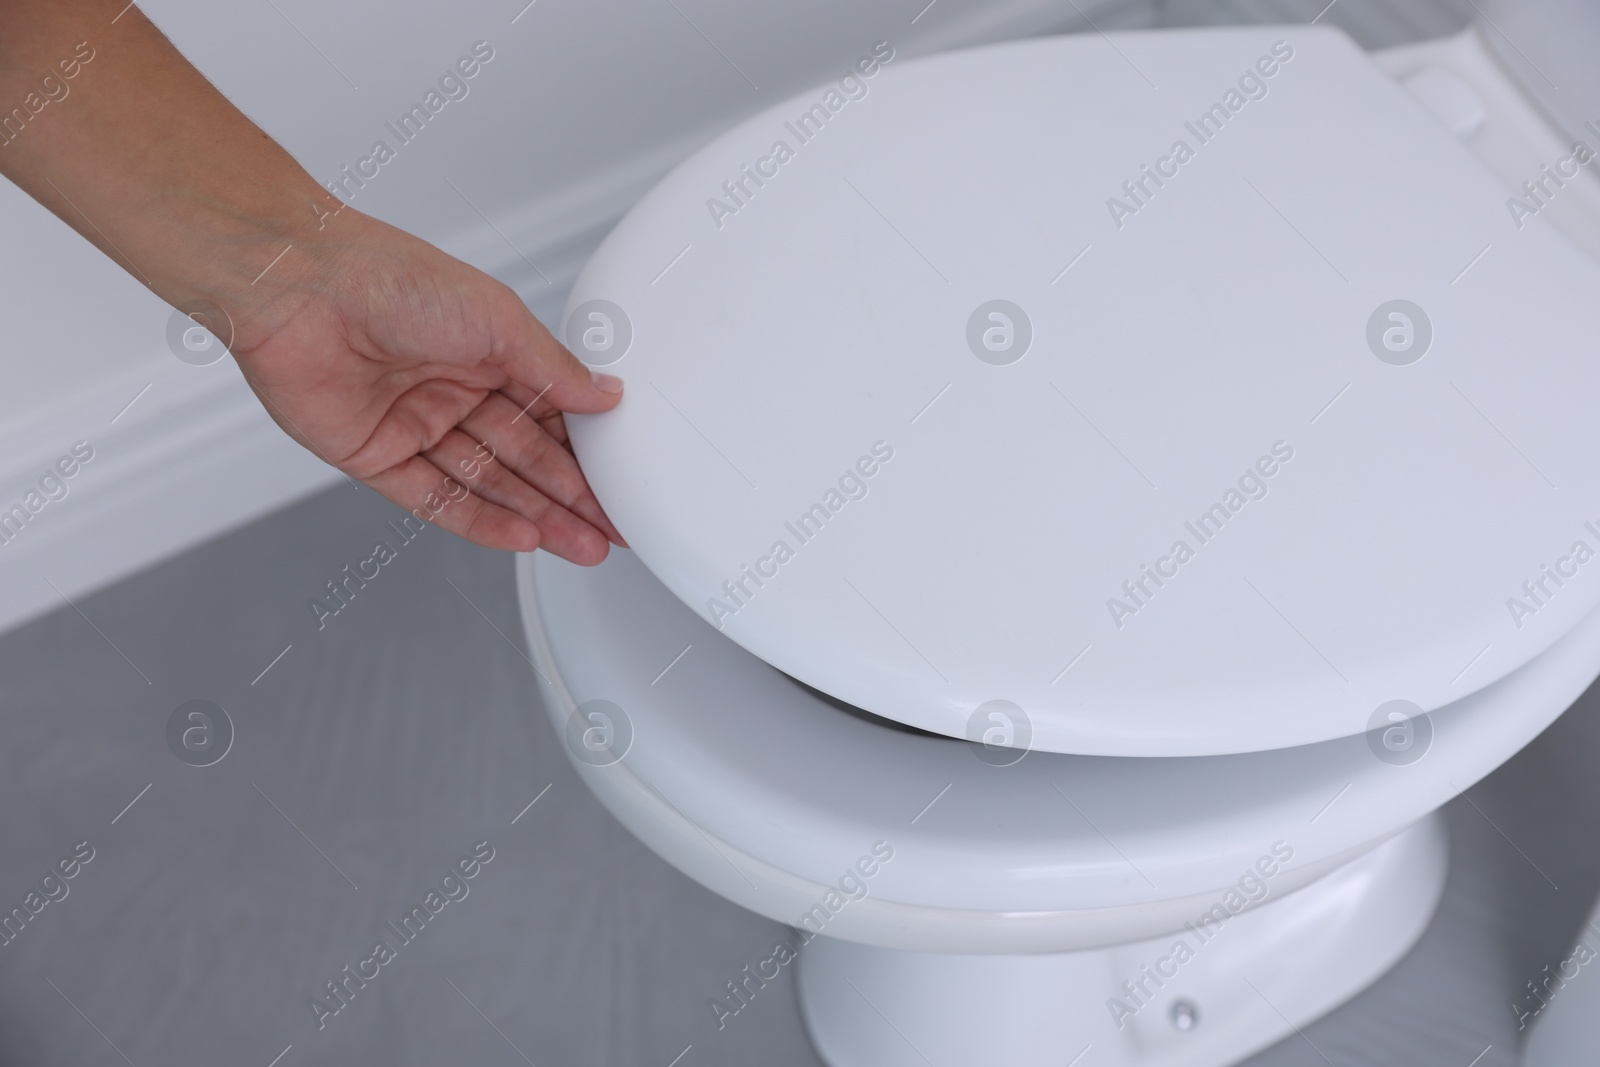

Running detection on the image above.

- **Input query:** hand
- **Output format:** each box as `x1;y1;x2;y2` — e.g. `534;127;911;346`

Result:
0;1;625;564
231;212;626;563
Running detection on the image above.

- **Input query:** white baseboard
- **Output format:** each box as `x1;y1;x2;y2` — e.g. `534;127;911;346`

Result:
0;371;333;637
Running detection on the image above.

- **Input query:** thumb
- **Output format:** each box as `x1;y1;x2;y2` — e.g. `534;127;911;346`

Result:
495;300;624;413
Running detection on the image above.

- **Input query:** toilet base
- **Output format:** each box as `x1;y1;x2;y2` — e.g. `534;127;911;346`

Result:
796;814;1448;1067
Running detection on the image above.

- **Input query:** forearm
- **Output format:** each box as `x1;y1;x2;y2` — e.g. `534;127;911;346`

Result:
0;0;341;345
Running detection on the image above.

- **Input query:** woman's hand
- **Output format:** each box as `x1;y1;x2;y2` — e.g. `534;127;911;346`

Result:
0;0;625;563
233;213;625;563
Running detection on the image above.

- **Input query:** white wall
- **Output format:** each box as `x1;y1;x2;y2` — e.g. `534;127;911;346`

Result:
0;0;1164;634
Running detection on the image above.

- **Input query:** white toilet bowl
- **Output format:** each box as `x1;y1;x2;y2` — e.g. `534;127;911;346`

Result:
517;11;1600;1066
518;548;1600;1064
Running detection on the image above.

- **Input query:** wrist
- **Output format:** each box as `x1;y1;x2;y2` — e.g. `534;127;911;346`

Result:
155;179;362;355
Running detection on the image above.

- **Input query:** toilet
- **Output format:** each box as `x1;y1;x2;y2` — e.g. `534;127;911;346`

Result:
516;7;1600;1065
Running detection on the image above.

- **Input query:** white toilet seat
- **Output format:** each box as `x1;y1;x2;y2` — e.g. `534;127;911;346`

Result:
518;547;1600;952
562;25;1600;757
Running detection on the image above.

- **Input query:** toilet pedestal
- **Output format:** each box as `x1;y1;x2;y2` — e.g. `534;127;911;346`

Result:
796;815;1447;1067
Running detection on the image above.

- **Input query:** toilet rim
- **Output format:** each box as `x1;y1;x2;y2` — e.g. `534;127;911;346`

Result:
517;547;1600;921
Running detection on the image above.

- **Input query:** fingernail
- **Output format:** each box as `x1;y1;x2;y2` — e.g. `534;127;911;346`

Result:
590;369;624;394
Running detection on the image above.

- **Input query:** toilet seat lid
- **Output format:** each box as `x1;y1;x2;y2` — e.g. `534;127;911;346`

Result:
563;25;1600;757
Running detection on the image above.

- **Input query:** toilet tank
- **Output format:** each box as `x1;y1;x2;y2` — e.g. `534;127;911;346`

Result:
1474;0;1600;144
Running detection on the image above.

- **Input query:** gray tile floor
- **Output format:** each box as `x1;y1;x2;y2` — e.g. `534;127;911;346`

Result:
2;482;1598;1066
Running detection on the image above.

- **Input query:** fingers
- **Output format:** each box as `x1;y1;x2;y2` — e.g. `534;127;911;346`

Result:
362;448;612;563
491;296;623;416
497;380;571;448
460;392;625;546
535;408;571;449
422;427;613;563
496;382;582;468
362;454;545;554
336;377;486;480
